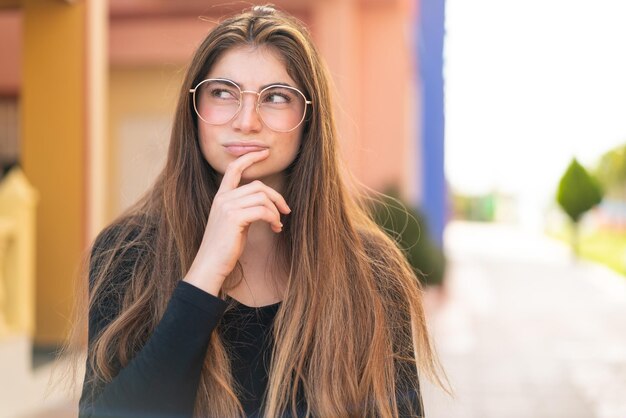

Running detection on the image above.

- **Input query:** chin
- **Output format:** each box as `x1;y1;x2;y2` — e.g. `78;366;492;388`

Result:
240;168;272;182
245;169;286;189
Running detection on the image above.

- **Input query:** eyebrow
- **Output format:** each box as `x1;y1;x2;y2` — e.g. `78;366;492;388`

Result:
214;78;296;91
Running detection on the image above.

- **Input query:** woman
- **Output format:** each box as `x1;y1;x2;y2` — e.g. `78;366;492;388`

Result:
77;5;447;418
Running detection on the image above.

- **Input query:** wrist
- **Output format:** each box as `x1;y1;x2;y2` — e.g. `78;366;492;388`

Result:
183;267;225;297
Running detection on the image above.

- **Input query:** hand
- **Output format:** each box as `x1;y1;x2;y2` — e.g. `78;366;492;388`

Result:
183;149;291;296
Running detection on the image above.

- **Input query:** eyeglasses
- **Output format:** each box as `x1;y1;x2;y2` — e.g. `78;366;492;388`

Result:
189;78;312;133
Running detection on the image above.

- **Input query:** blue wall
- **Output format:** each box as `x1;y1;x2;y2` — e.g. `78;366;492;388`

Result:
417;0;447;247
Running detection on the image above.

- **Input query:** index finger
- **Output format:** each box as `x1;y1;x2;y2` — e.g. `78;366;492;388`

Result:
217;149;270;193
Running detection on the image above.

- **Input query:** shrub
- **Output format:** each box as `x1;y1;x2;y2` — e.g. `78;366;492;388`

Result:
556;158;604;255
557;158;603;222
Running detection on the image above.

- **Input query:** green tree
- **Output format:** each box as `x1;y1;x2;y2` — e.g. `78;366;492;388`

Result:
557;158;604;256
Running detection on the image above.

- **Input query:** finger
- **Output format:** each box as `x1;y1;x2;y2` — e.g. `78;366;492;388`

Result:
217;149;270;193
233;192;282;228
235;206;283;233
226;180;291;214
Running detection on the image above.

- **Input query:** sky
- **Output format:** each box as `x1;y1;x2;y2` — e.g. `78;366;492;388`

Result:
444;0;626;227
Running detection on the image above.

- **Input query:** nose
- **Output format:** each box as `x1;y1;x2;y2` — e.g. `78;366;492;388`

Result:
231;93;263;133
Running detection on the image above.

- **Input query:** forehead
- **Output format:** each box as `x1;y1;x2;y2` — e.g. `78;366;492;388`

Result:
207;45;297;89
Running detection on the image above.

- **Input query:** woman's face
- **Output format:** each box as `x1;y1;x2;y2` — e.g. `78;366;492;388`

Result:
197;45;304;188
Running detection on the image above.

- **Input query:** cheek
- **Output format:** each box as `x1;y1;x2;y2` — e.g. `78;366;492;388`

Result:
285;128;303;159
276;136;301;167
198;127;227;173
286;137;301;158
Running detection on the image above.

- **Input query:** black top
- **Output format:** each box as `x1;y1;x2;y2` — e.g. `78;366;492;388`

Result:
79;227;423;418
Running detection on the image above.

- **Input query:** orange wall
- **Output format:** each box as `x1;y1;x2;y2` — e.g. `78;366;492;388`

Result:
311;0;416;193
0;10;21;95
360;2;416;193
109;16;213;67
107;66;184;218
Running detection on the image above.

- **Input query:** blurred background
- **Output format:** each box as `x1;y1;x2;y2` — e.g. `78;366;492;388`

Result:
0;0;624;417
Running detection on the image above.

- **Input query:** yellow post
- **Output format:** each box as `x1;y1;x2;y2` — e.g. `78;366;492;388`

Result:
0;168;39;338
0;219;14;337
22;0;87;345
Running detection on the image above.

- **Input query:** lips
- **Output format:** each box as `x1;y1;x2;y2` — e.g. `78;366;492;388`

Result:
223;142;269;157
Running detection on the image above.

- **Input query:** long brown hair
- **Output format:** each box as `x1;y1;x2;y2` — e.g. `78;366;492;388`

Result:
72;5;448;417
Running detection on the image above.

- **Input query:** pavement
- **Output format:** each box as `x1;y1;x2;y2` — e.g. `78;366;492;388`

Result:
422;221;626;418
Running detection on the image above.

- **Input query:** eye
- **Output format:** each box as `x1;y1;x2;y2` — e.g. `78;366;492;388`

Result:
261;88;294;105
209;87;238;100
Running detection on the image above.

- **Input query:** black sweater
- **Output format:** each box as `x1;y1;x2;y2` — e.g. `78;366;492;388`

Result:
79;227;423;418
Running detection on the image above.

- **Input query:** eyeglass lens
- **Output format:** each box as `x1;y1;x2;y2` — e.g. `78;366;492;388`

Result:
194;79;307;132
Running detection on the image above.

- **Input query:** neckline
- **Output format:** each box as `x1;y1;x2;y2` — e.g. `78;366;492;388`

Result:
227;296;283;310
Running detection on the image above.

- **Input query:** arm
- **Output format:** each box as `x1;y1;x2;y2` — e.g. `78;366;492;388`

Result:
79;228;228;418
396;360;424;418
397;378;423;417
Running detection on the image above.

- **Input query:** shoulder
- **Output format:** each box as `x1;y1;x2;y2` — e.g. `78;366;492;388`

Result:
91;214;153;254
89;215;156;289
